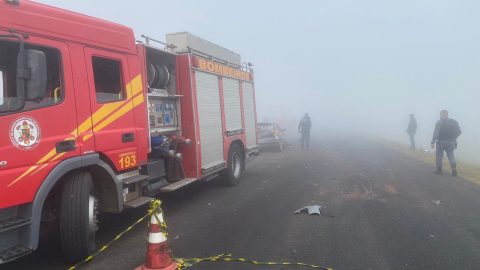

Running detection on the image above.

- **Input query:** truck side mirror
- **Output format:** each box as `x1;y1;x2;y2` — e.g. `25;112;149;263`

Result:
19;49;47;101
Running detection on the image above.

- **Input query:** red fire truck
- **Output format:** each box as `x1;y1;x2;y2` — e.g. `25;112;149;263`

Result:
0;0;258;263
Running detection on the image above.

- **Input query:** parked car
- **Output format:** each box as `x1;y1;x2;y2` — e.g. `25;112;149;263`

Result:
257;122;287;152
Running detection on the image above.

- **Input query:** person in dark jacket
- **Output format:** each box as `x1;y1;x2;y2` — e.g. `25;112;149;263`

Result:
406;114;417;151
298;113;312;150
431;110;462;176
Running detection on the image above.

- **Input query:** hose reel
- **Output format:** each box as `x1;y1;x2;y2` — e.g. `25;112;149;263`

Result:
147;62;170;90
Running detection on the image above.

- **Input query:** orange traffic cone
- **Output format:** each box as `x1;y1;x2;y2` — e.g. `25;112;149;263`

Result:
135;212;177;270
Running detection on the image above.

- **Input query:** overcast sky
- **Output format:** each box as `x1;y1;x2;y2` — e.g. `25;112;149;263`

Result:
37;0;480;164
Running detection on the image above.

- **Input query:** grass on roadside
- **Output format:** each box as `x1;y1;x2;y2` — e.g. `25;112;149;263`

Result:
386;141;480;186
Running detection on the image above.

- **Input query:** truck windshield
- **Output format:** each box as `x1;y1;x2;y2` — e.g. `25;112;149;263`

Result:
0;39;63;115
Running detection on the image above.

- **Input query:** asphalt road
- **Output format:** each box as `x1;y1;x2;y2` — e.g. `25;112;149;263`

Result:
5;136;480;270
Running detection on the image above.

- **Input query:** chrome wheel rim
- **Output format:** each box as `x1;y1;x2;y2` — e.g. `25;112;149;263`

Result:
88;194;99;249
232;152;241;179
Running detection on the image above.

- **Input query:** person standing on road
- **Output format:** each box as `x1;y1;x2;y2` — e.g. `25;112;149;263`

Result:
406;114;417;151
431;110;462;176
298;113;311;150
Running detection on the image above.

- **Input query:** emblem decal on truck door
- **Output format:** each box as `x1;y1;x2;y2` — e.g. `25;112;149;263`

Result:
8;75;144;188
10;117;41;150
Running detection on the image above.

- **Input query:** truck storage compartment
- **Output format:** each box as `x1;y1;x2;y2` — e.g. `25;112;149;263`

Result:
143;44;186;185
144;46;181;134
194;71;225;171
242;81;257;151
222;78;243;136
145;46;177;95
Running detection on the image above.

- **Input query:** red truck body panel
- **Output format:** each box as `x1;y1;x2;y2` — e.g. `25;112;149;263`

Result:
0;34;80;208
0;0;144;208
0;0;136;54
176;55;201;178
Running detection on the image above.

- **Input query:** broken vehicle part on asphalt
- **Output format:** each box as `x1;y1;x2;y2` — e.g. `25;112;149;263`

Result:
294;205;334;217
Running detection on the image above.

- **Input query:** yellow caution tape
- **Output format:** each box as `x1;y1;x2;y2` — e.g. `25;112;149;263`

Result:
68;199;334;270
148;199;168;235
176;253;333;270
68;199;161;270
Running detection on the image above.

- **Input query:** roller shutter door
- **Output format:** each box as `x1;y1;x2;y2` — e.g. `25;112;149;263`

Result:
242;82;257;149
195;71;224;169
222;78;242;132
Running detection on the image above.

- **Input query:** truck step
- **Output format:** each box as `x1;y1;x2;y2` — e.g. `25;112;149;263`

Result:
161;178;197;192
123;196;153;208
123;174;150;185
0;217;31;233
0;245;32;264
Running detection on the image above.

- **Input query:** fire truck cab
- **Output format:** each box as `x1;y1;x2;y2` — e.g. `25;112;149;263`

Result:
0;0;258;263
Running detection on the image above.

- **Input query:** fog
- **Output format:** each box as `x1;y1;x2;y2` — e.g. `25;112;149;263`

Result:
39;0;480;165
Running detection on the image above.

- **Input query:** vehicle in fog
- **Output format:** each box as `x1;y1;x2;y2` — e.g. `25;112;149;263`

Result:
258;122;287;152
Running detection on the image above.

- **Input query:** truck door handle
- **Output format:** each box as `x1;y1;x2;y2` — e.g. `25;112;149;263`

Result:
56;140;76;153
122;133;135;143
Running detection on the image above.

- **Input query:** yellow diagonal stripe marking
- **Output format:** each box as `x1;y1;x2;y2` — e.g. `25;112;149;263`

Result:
130;75;143;96
132;91;145;106
30;164;48;176
9;75;143;188
37;148;57;164
24;138;75;177
93;101;133;132
7;165;38;187
50;152;66;162
70;74;141;135
91;91;144;134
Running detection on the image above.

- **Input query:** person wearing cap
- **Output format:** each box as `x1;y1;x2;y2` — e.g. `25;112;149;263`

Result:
431;110;462;176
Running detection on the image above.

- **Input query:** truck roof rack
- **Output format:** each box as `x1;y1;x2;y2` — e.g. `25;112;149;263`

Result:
140;34;177;51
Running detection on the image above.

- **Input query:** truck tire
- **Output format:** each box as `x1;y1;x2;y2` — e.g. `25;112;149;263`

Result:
60;171;99;262
222;144;245;186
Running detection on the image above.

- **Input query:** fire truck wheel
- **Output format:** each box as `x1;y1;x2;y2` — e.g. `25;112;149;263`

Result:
222;144;244;186
60;171;99;262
